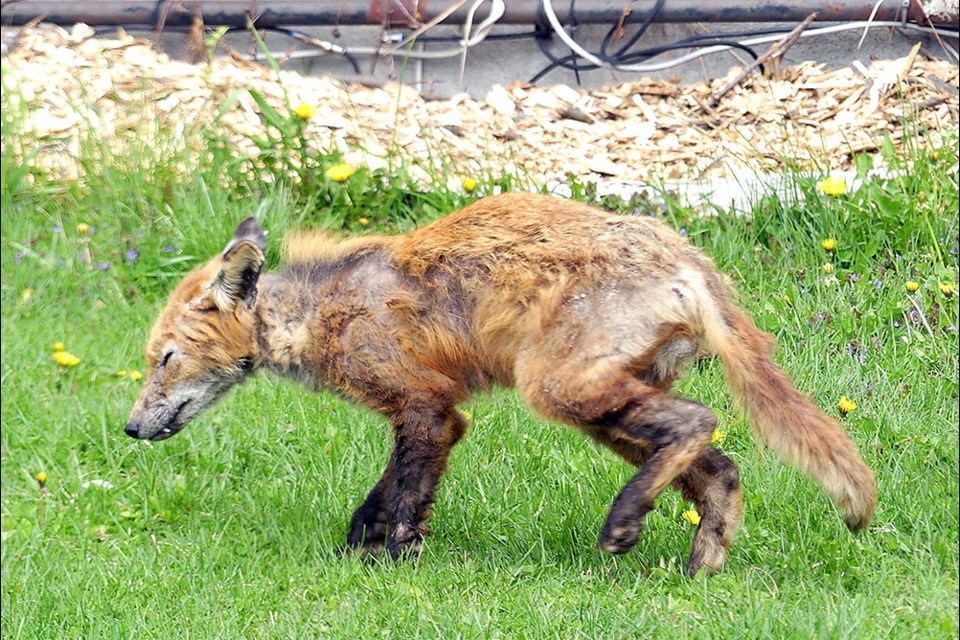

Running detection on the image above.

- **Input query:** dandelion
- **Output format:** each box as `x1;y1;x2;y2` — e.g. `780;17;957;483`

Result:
36;471;47;531
76;223;90;234
116;370;127;377
325;163;353;182
711;429;726;445
21;288;34;300
358;217;370;227
462;177;478;192
940;282;956;297
837;396;857;415
53;342;65;352
823;263;834;274
54;350;81;367
293;103;317;120
821;238;836;251
905;281;920;293
783;294;792;305
817;176;847;196
682;509;701;526
130;370;143;381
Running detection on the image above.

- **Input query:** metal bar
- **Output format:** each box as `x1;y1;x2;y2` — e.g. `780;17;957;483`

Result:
2;0;957;28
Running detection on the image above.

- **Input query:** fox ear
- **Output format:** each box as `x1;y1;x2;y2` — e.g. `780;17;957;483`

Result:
208;218;267;310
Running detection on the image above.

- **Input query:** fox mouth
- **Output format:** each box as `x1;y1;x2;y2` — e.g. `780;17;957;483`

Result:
149;400;192;441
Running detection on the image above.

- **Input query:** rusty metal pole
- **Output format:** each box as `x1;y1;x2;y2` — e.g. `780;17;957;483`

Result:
2;0;957;28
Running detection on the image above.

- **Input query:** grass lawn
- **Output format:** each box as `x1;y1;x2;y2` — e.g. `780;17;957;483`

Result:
1;89;958;638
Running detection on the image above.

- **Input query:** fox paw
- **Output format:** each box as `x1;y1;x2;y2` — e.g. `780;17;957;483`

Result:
599;519;642;554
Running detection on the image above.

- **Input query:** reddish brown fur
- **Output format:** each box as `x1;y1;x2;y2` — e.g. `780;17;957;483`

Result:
126;192;876;575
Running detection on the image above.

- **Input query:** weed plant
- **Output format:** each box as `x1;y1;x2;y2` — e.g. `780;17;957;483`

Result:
1;74;958;638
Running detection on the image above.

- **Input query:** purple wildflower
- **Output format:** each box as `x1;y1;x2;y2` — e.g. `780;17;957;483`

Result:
125;249;139;262
52;224;63;233
96;261;111;271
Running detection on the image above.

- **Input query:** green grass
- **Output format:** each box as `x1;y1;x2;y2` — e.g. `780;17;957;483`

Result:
1;85;958;638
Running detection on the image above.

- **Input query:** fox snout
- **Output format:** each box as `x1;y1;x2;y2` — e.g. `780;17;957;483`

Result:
124;389;199;441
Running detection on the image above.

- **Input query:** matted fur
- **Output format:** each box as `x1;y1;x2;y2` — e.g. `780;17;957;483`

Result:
125;192;876;576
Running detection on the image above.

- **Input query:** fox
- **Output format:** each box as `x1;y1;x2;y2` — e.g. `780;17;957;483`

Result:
125;192;876;576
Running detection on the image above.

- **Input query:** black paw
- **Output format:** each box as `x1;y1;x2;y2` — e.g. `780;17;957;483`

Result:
386;525;424;561
599;518;643;554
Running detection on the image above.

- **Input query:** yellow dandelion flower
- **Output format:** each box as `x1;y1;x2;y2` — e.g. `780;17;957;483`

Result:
821;238;836;251
294;103;317;120
130;370;143;381
940;282;956;297
823;263;834;274
116;370;127;377
711;429;726;446
21;288;34;300
817;176;847;196
783;294;792;305
36;471;47;486
325;163;353;182
76;223;90;234
682;509;701;526
358;217;370;227
463;177;478;192
54;350;81;367
905;281;920;293
53;342;65;352
837;396;857;415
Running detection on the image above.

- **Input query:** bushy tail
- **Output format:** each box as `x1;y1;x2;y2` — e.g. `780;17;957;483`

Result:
700;291;876;531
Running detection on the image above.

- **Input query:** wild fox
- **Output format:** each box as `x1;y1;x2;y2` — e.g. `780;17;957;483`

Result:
125;192;875;576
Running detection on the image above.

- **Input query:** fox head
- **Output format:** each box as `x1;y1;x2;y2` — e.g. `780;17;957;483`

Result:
125;218;267;441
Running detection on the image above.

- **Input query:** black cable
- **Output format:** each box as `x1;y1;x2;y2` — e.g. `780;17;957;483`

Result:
528;0;794;84
529;40;763;84
279;28;361;74
600;0;664;60
568;0;583;84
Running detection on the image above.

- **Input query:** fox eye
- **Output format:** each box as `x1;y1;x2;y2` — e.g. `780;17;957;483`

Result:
160;350;174;367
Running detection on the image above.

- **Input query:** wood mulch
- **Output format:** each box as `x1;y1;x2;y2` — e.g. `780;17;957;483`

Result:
3;23;958;186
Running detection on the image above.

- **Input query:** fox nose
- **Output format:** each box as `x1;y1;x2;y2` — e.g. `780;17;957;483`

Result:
124;420;141;438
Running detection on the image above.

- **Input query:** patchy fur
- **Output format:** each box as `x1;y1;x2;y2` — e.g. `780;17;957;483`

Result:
125;192;876;576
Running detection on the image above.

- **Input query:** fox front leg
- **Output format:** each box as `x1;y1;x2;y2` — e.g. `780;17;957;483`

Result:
385;406;468;560
346;458;395;557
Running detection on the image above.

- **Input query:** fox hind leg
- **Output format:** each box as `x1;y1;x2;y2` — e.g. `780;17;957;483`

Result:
592;394;718;555
517;309;719;563
672;448;743;576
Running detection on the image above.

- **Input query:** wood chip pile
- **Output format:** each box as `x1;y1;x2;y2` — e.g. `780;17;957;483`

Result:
3;23;958;186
